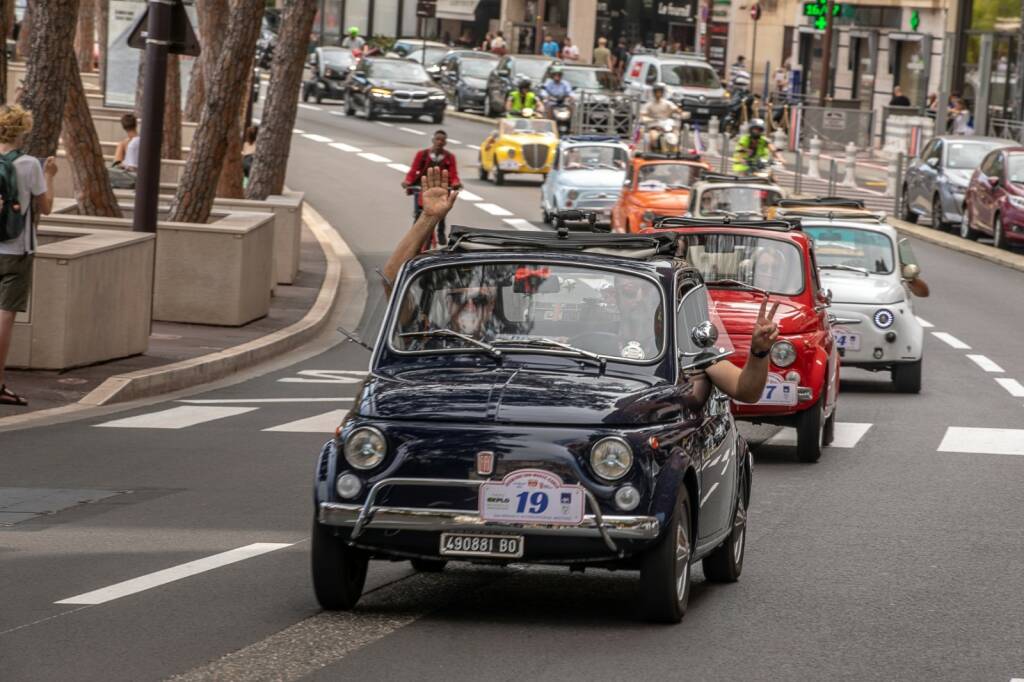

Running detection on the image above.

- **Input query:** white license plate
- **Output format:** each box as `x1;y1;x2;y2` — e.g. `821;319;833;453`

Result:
697;107;710;114
440;532;523;558
479;469;585;525
757;379;798;406
498;160;520;171
400;100;424;108
835;332;861;351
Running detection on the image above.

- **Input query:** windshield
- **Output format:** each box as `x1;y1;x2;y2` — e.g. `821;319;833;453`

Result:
637;163;703;190
461;58;497;78
946;141;1002;169
321;49;354;66
405;47;449;66
561;146;628;170
500;118;557;135
663;64;721;89
392;263;665;361
683;234;805;296
1008;154;1024;183
368;60;432;83
561;68;616;91
699;186;782;215
803;226;896;274
514;59;553;81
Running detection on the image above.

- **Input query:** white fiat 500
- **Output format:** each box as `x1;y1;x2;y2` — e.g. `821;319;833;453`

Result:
801;216;928;393
540;136;630;224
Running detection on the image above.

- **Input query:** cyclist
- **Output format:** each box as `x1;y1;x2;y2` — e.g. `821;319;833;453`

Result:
401;130;462;247
732;118;783;175
638;82;682;151
505;78;543;116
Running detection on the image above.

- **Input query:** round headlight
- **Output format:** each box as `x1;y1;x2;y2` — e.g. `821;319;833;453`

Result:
769;340;797;367
567;189;579;200
343;427;387;470
873;308;895;329
590;437;633;481
335;472;363;499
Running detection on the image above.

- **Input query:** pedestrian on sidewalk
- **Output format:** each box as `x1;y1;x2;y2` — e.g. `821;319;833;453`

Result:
241;124;258;182
0;104;57;407
113;113;138;167
729;55;751;93
613;38;630;76
561;37;579;61
541;34;560;58
490;30;507;55
401;130;462;247
593;37;612;69
889;86;911;107
480;32;493;52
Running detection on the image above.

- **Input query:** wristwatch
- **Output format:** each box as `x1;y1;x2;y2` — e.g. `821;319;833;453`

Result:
750;348;769;359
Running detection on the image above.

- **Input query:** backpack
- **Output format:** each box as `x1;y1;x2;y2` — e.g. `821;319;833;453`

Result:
0;150;26;243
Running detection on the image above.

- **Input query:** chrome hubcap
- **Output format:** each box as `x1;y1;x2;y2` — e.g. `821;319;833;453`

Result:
733;496;747;562
675;524;690;600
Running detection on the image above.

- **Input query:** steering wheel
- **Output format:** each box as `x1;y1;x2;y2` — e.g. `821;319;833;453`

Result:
567;331;622;356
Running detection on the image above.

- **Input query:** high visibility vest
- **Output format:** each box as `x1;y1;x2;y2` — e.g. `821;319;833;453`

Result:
510;90;538;112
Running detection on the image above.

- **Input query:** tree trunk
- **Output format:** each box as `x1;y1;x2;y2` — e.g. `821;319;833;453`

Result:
167;0;263;223
215;58;252;199
15;0;31;60
74;0;95;72
247;0;317;200
0;0;9;105
183;55;204;121
97;0;109;92
62;51;121;217
183;0;219;121
134;49;145;118
21;0;80;157
162;54;182;159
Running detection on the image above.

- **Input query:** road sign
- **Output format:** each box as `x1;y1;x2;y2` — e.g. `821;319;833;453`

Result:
416;0;436;17
750;3;761;21
822;110;847;130
126;0;200;56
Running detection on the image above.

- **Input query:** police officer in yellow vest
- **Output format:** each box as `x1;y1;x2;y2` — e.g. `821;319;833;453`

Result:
732;118;782;174
505;78;544;116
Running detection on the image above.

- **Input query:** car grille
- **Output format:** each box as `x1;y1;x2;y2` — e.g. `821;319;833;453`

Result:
394;90;429;101
522;144;549;169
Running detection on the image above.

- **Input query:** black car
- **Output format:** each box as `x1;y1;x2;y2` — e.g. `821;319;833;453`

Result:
483;54;556;117
311;225;753;623
303;47;356;103
435;51;499;112
344;56;447;123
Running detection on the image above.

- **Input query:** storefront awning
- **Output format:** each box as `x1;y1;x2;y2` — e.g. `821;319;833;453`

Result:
435;0;479;20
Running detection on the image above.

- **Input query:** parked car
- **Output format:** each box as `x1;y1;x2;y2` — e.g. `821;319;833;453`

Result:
311;226;753;623
479;116;558;184
303;46;356;103
901;135;1013;230
961;145;1024;249
611;153;710;233
389;38;448;58
344;57;447;123
622;52;730;129
687;175;786;219
651;217;840;462
800;211;927;393
540;136;630;223
483;54;557;117
404;46;455;79
435;51;499;112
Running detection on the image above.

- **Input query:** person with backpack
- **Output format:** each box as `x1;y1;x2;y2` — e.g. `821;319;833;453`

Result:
401;130;462;246
0;104;57;407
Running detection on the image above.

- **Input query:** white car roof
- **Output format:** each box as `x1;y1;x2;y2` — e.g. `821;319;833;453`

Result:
800;218;899;238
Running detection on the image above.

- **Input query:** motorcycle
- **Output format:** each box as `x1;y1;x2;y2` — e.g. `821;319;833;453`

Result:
645;116;682;154
745;156;782;183
547;96;573;135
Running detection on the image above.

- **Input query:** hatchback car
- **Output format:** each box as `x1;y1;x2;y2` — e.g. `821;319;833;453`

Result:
961;146;1024;249
611;154;710;233
687;175;786;219
479;117;558;184
483;54;557;117
435;51;499;112
541;136;630;224
303;46;356;103
312;226;753;623
344;56;447;123
652;218;839;462
900;135;1013;230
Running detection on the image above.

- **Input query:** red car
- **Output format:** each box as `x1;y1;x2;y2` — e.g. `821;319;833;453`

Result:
651;218;840;462
961;146;1024;249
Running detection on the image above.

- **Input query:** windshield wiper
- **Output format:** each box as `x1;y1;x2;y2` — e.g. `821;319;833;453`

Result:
706;278;769;296
492;337;607;373
399;330;502;358
819;263;869;276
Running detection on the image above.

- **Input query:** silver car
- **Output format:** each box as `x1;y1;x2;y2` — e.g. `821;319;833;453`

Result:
540;137;630;224
900;135;1014;229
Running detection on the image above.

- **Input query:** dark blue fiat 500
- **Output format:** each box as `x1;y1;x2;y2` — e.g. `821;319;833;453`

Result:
312;226;753;622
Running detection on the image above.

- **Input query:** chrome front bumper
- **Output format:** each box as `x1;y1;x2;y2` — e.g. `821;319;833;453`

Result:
318;477;660;555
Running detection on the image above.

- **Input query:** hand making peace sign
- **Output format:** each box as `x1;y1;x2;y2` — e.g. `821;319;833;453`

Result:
750;297;780;355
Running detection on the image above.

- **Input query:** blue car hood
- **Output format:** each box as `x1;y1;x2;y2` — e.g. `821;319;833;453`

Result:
557;168;626;188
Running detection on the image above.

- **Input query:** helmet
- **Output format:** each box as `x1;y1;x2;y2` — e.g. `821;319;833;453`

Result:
550;65;563;75
652;82;667;93
348;26;359;36
748;117;766;132
518;78;532;89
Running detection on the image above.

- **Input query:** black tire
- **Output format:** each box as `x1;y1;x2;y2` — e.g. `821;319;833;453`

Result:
932;195;945;230
795;396;824;463
542;207;552;224
702;455;748;584
302;86;311;103
494;164;506;186
315;90;323;104
478;162;488;181
960;205;979;240
639;486;692;623
900;186;918;223
892;359;922;394
311;520;368;611
993;214;1007;249
345;93;356;116
410;558;447;572
432;111;445;124
483;94;492;117
364;99;377;121
455;93;465;112
822;403;836;446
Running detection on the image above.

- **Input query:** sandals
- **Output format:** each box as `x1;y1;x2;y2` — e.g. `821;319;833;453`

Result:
0;384;28;406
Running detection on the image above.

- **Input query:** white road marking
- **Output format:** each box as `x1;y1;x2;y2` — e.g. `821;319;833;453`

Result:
329;142;362;153
915;316;934;328
178;398;354;404
995;378;1024;397
387;163;411;173
503;218;541;231
264;409;350;433
55;543;293;605
967;354;1004;373
292;128;305;134
376;121;394;127
476;203;513;216
358;152;392;163
297;103;322;111
931;331;971;350
467;144;481;150
302;133;333;143
457;189;483;201
95;406;257;429
399;126;426;136
766;422;872;449
329;111;347;117
278;370;367;384
699;482;719;507
938;427;1024;457
448;138;463;144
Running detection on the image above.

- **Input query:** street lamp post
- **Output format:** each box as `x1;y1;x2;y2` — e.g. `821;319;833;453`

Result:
818;0;835;106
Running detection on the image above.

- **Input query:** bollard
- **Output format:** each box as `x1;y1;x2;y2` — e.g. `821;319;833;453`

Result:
772;127;787;150
828;159;837;196
706;116;720;156
886;155;900;199
807;135;822;180
841;141;858;188
720;135;730;174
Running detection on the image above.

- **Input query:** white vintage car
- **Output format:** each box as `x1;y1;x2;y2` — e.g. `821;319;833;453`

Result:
686;174;787;219
800;215;928;393
540;136;630;224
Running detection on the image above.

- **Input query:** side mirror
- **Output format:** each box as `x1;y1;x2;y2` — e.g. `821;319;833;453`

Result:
926;157;938;168
901;263;920;280
690;321;719;349
497;68;510;78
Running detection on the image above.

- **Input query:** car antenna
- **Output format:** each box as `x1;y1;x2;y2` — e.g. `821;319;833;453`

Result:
336;325;373;352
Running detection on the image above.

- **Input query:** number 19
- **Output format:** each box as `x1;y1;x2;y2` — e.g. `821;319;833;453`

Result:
515;491;549;514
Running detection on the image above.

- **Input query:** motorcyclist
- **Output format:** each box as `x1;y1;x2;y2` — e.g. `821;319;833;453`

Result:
732;118;783;175
540;66;573;116
505;78;544;116
341;26;365;52
639;82;682;152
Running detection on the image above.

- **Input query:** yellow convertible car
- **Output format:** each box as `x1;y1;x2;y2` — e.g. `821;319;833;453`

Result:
478;117;558;185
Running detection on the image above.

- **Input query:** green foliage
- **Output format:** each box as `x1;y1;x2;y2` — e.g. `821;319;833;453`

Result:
970;0;1022;30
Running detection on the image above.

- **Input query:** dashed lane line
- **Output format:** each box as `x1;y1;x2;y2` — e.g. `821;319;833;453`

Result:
292;128;305;134
302;133;333;143
376;121;394;127
503;218;541;231
475;203;513;216
263;409;349;433
387;163;411;173
358;152;392;163
938;427;1024;457
399;126;426;136
448;138;463;144
995;378;1024;398
329;111;347;117
931;331;971;350
55;543;294;605
458;189;483;201
915;316;934;328
967;354;1004;373
467;144;481;150
329;142;362;153
95;406;257;429
297;104;322;111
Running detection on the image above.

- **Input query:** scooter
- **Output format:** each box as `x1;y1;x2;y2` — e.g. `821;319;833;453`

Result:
646;116;682;154
547;96;573;135
723;89;756;137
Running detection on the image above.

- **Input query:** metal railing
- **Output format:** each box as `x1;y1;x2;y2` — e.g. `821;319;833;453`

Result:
570;92;642;138
988;117;1024;143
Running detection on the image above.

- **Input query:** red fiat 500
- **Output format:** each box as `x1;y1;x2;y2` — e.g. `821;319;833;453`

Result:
651;218;840;462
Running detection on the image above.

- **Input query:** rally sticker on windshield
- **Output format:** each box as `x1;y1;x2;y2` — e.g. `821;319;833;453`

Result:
479;469;585;525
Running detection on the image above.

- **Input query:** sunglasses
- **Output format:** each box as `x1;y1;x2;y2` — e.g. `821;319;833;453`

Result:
446;291;493;308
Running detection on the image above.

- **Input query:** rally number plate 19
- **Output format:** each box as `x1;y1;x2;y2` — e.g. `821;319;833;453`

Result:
439;533;524;559
479;469;585;525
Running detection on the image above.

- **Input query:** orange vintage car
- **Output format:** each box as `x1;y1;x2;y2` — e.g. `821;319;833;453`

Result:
610;153;711;233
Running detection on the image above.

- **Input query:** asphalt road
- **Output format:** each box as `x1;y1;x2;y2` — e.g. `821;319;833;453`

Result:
2;101;1023;682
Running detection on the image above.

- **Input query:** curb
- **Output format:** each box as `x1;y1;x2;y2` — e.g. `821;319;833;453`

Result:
446;108;494;126
886;216;1024;275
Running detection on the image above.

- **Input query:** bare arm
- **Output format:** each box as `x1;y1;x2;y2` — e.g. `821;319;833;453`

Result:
707;299;779;403
35;157;58;217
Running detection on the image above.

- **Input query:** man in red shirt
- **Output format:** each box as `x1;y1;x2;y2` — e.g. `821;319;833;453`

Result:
402;130;462;246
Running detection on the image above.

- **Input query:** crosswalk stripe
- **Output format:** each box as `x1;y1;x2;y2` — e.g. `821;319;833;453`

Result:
764;422;872;449
358;152;391;163
938;427;1024;457
388;163;411;173
458;190;483;201
302;133;332;143
263;409;349;433
178;398;353;404
931;331;971;349
476;203;513;216
297;104;322;111
399;126;426;136
95;406;257;429
915;316;934;328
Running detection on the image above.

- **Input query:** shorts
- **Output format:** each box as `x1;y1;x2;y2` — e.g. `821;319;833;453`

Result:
0;253;33;313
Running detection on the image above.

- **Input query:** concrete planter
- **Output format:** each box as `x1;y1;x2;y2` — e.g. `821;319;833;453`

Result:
52;151;186;198
9;226;155;370
88;114;198;148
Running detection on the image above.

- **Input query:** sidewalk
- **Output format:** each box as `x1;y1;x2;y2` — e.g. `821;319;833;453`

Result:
0;221;328;420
